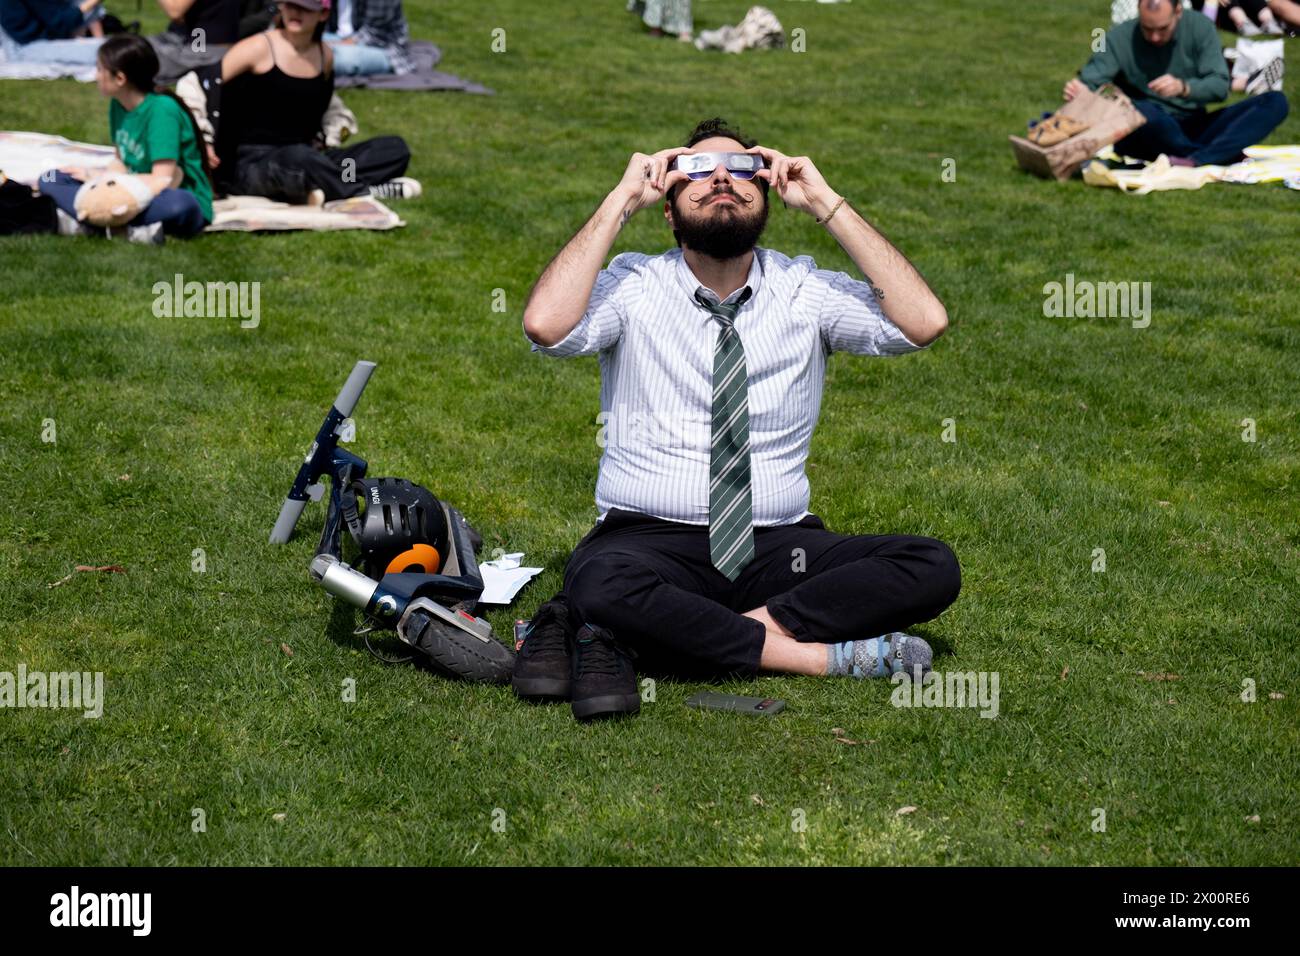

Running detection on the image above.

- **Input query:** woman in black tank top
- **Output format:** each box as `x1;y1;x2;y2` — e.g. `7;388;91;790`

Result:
215;0;412;205
225;34;334;148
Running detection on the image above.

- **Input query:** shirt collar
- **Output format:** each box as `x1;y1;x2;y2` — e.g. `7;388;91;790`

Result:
674;246;764;316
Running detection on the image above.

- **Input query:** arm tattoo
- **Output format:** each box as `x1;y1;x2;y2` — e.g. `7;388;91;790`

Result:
864;274;885;300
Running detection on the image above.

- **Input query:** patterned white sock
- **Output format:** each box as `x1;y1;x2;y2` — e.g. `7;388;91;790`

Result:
826;633;933;679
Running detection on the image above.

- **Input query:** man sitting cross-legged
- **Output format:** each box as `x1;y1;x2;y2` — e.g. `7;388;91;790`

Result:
517;118;961;721
1067;0;1288;167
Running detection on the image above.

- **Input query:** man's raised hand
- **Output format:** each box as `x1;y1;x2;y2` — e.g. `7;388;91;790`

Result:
617;148;689;222
746;145;839;220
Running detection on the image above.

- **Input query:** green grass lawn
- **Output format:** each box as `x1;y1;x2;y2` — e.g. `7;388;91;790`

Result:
1;0;1296;866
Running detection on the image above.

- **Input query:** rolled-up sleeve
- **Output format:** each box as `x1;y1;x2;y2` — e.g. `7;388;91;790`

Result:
526;253;638;357
815;269;923;356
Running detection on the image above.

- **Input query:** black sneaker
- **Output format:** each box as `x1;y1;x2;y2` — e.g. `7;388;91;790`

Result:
511;594;574;700
571;624;639;721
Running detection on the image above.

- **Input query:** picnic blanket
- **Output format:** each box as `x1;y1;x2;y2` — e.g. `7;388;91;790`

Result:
0;30;490;94
0;54;96;82
0;131;404;231
0;131;109;184
1082;145;1300;194
334;41;492;94
208;194;402;231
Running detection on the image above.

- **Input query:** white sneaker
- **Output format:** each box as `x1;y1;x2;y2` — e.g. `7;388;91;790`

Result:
368;177;422;200
125;221;165;245
1239;20;1263;37
55;208;94;237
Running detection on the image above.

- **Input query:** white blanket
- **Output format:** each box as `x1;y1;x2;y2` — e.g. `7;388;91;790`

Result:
1083;145;1300;194
0;131;404;231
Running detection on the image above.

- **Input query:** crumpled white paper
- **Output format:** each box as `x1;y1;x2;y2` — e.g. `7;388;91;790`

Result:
477;553;543;604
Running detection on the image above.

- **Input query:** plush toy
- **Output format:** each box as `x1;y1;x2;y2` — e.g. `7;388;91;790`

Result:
73;174;155;228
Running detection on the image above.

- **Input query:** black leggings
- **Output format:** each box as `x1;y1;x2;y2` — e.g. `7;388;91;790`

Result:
225;135;410;204
562;509;961;679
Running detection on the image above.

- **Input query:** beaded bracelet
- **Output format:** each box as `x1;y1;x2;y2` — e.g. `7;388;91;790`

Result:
817;196;847;224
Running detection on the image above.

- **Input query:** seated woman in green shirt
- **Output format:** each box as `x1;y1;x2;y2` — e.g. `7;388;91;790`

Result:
39;33;213;242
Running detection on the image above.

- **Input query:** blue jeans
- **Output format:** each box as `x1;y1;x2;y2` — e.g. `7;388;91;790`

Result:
38;170;208;238
0;34;103;65
324;34;391;75
1115;93;1290;166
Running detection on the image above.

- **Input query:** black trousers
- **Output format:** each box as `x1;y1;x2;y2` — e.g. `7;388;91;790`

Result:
226;136;410;204
562;509;961;679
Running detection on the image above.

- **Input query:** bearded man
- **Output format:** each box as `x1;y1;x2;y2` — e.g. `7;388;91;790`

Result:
518;117;960;721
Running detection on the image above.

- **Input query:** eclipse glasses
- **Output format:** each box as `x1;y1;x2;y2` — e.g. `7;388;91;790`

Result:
673;152;766;181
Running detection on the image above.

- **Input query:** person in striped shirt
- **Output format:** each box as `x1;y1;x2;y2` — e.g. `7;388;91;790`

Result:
518;118;960;721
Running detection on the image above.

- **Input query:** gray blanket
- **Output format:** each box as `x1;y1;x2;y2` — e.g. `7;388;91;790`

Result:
334;41;493;94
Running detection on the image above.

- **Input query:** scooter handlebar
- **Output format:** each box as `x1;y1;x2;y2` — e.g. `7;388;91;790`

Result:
334;360;376;419
268;360;376;545
269;497;308;546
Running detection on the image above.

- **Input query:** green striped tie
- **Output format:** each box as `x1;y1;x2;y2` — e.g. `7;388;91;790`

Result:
697;287;755;581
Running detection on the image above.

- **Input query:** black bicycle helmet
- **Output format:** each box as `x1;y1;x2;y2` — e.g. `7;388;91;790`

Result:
343;477;450;578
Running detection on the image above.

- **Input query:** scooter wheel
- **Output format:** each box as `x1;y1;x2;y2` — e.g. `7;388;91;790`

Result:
400;609;515;684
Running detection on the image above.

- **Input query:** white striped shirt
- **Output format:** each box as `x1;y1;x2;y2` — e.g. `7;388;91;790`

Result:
526;246;924;525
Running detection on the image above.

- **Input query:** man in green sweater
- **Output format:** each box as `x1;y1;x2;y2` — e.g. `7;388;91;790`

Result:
1064;0;1288;166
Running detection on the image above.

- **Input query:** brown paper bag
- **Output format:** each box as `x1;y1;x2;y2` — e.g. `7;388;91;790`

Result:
1009;84;1147;181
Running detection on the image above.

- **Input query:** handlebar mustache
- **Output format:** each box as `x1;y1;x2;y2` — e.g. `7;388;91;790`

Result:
688;188;755;206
